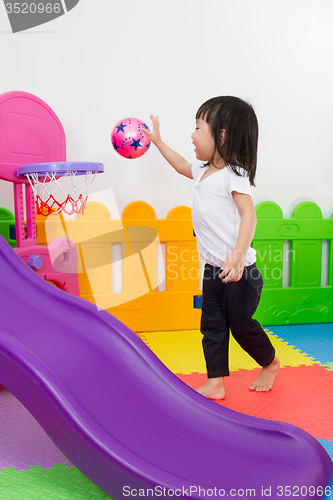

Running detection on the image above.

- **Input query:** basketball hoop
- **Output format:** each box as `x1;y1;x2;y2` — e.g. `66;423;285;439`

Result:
17;162;104;216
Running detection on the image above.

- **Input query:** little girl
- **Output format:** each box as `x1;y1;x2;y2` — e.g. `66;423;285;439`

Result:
144;96;279;400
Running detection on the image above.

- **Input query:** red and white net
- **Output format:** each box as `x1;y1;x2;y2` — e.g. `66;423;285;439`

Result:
24;170;98;216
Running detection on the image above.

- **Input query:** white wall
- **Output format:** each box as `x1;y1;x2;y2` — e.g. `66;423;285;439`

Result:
1;0;333;219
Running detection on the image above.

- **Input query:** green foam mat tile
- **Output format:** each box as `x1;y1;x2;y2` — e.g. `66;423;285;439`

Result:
0;464;113;499
322;362;333;372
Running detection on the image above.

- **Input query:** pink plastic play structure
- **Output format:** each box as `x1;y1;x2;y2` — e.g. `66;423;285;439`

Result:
0;91;79;295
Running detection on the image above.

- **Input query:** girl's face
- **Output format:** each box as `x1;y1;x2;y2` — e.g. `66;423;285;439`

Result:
191;119;215;162
191;119;224;166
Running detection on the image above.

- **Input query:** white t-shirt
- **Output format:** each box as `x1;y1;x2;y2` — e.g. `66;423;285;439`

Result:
191;163;256;268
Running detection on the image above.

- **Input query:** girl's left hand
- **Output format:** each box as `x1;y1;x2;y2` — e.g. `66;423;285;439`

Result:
219;251;245;282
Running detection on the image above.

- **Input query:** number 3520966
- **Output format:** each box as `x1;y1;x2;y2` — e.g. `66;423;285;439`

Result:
5;3;62;14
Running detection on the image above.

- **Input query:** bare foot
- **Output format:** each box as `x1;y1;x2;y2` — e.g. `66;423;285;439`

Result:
249;357;280;392
196;377;226;400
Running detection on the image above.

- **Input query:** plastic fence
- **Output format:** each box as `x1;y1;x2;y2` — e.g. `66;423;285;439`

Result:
3;200;333;330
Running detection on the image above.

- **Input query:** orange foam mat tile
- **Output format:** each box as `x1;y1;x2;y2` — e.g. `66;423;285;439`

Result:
177;364;333;440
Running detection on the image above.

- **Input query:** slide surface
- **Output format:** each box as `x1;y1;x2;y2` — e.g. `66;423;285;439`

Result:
0;235;332;499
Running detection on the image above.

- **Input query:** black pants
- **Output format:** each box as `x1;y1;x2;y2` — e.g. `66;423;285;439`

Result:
201;263;275;378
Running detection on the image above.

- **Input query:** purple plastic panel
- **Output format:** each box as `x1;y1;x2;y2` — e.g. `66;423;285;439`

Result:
0;236;332;499
17;161;104;177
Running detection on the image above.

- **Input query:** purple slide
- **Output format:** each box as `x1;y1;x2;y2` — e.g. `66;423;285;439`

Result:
0;235;332;499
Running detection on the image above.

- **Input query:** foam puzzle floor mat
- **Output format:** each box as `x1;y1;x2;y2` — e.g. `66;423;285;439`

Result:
264;323;333;367
0;323;332;499
177;365;333;439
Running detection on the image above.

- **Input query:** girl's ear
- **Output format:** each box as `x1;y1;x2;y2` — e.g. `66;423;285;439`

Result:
219;129;227;146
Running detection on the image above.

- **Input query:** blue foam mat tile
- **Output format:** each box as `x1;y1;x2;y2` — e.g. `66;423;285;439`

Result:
316;440;333;500
318;439;333;462
324;476;333;499
266;324;333;365
325;483;333;500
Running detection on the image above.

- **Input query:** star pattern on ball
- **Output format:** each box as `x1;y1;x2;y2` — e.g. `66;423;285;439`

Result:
112;141;120;151
116;122;127;133
131;138;143;151
111;118;150;159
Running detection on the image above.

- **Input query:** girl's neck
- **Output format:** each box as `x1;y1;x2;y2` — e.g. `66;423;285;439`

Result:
210;156;227;169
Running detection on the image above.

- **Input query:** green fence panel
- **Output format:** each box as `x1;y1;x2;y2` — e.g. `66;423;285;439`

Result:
328;212;333;288
253;202;284;288
290;202;322;288
253;201;333;326
0;207;16;249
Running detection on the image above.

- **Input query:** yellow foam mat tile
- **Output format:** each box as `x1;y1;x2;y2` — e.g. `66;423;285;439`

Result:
139;330;205;375
139;328;320;375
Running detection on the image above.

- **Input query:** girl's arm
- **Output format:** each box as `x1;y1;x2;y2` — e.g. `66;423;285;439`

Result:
219;192;257;282
143;115;193;179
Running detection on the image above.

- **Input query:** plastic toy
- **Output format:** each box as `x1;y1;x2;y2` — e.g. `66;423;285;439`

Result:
111;117;150;158
0;235;332;500
0;90;103;295
17;161;104;216
0;207;16;249
34;199;333;333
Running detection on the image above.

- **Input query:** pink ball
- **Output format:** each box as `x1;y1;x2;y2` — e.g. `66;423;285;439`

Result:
111;117;151;159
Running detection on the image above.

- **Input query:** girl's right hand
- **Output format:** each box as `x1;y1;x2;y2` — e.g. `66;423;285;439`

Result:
219;251;245;282
143;115;162;146
142;115;193;178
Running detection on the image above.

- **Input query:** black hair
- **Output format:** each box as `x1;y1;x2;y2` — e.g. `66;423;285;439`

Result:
195;96;258;186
